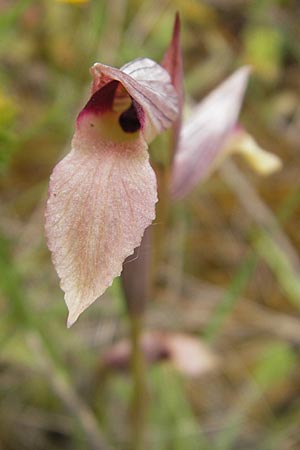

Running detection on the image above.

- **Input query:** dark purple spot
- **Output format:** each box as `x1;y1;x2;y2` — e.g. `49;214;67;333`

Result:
119;102;141;133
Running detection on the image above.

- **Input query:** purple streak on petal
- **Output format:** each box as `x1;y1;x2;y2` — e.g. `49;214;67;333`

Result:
78;80;119;121
161;13;184;153
171;67;251;199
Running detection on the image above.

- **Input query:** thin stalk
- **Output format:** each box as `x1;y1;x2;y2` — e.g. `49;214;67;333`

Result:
151;133;173;277
128;312;147;450
153;163;170;267
121;112;176;450
121;245;149;450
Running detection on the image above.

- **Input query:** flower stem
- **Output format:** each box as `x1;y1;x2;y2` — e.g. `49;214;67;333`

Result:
121;228;151;449
128;312;147;450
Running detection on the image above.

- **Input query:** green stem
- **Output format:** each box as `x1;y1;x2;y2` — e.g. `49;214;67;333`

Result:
121;227;150;450
121;130;174;450
128;312;147;450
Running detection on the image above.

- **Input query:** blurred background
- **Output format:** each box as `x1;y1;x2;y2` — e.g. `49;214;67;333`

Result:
1;0;300;449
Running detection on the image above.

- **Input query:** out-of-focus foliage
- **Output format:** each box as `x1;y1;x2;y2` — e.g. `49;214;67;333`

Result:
0;0;300;449
0;90;18;171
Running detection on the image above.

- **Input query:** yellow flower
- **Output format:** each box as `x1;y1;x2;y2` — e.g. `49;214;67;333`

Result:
56;0;89;4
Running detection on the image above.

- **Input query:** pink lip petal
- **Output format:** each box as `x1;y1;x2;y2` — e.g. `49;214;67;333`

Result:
171;66;250;199
45;123;157;327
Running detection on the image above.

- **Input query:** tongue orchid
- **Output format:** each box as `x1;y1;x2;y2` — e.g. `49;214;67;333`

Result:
45;57;178;327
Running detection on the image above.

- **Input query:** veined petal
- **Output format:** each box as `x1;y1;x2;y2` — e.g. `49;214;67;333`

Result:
171;67;250;199
45;113;157;327
90;58;178;142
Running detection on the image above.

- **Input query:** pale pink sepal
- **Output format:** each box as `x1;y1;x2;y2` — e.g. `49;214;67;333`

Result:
161;13;184;149
45;123;157;327
90;58;178;142
171;67;250;199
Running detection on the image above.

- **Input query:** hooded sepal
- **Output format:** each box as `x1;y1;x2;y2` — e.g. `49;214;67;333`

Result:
90;58;178;142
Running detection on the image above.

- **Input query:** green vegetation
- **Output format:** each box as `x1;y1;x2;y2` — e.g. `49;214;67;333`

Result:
0;1;300;449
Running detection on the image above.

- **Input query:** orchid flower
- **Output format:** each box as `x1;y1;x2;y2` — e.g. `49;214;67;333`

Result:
45;56;178;327
46;15;280;327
